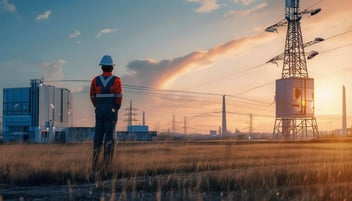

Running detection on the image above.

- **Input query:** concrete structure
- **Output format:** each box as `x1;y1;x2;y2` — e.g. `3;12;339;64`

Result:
2;79;72;143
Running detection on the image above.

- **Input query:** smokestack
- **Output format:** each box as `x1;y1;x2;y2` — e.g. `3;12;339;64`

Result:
172;114;176;133
142;111;145;126
342;85;347;135
222;95;227;136
184;116;187;135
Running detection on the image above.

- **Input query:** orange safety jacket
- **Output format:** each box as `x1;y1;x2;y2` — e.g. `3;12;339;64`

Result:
90;72;122;107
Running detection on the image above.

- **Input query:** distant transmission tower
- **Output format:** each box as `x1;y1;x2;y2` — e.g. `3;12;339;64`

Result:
172;114;176;133
266;0;322;139
124;100;139;127
182;116;187;135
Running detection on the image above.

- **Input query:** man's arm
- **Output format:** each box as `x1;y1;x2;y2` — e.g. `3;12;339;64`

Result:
90;78;97;107
114;77;123;109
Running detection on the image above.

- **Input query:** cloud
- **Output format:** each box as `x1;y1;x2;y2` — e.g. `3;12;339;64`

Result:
42;59;66;82
71;85;89;94
224;2;267;18
123;32;275;89
188;0;220;13
232;0;256;6
36;10;51;21
1;0;16;12
96;28;117;38
122;0;351;98
68;30;80;39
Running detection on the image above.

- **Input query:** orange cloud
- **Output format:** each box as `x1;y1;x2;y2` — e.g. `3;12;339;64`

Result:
123;32;276;89
123;0;352;91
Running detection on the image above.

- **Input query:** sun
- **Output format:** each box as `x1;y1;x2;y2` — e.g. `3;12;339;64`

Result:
314;81;340;115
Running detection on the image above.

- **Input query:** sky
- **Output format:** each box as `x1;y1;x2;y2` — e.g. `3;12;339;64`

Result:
1;0;352;134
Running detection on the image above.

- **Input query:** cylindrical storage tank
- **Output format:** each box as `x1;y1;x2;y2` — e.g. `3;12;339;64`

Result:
286;0;299;8
276;77;314;118
285;0;301;21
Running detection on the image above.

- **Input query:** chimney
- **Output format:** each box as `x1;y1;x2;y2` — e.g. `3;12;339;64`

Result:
342;85;347;135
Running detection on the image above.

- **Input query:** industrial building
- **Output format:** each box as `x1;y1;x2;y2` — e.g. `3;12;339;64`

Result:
116;125;157;141
115;101;157;141
1;80;157;143
2;79;72;143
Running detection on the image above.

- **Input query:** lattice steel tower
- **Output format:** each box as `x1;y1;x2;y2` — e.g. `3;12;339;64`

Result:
266;0;322;139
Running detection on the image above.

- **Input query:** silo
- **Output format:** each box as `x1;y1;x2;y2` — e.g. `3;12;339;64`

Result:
276;77;314;118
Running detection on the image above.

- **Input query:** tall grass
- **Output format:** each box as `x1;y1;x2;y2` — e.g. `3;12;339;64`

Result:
1;141;352;200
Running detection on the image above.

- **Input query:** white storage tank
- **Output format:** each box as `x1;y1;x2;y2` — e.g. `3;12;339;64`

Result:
276;78;314;118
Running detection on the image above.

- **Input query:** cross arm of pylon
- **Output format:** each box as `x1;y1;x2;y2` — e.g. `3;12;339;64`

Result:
265;8;321;33
265;19;287;33
303;37;324;48
300;8;321;16
266;37;324;65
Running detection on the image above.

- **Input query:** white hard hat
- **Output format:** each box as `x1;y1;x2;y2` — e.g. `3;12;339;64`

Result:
99;55;115;66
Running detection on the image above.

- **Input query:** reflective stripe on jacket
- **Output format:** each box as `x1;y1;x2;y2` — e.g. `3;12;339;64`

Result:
90;72;122;107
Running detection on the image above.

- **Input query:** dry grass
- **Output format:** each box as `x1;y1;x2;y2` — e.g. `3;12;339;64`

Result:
1;141;352;200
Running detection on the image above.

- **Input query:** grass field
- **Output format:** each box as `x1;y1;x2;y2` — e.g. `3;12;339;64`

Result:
1;140;352;200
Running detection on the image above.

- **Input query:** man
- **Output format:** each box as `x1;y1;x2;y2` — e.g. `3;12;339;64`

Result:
90;55;122;174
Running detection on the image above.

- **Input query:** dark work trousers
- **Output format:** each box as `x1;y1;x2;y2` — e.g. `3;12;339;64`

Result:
92;103;118;172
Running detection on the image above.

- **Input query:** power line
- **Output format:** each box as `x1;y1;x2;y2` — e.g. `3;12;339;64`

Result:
46;27;352;105
45;29;352;128
235;81;273;96
319;43;352;55
46;79;272;105
185;5;330;91
182;63;266;90
325;28;352;41
226;29;352;96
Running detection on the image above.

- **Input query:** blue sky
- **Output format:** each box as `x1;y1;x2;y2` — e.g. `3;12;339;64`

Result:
1;0;352;133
